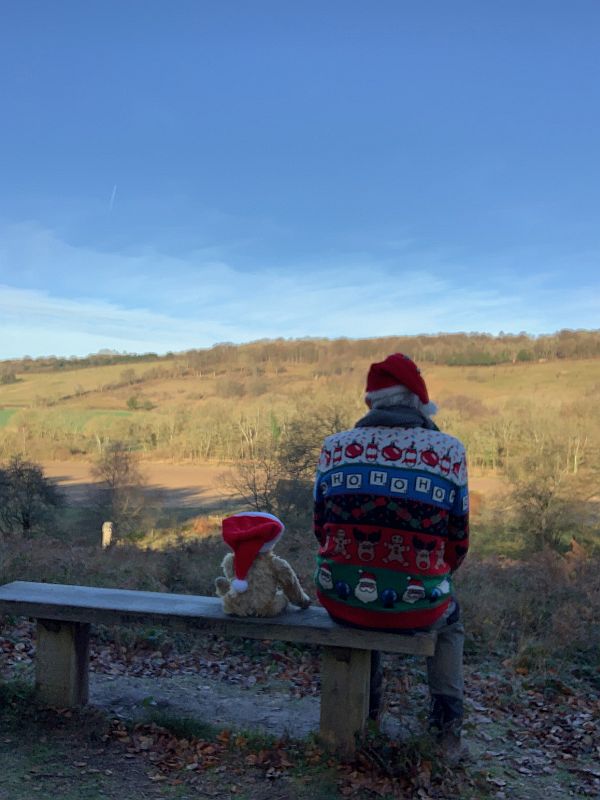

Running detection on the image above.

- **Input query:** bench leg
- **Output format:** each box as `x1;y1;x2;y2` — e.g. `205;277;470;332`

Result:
320;646;371;757
35;619;90;707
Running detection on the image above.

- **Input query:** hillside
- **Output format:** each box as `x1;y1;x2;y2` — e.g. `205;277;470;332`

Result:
0;336;599;476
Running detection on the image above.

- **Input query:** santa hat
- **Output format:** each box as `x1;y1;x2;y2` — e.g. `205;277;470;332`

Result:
358;571;376;583
365;353;437;415
221;512;285;593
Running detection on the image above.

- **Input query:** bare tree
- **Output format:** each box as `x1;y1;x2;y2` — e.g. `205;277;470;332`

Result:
226;406;353;529
90;441;148;538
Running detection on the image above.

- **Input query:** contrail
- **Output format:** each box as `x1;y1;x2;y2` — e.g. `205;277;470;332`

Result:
109;184;117;213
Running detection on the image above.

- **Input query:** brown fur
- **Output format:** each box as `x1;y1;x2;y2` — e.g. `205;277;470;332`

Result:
215;551;311;616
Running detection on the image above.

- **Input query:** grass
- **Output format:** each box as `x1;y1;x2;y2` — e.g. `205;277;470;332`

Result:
0;682;346;800
0;362;151;405
138;709;222;742
0;407;18;427
0;684;478;799
1;407;133;431
428;359;600;406
0;683;211;799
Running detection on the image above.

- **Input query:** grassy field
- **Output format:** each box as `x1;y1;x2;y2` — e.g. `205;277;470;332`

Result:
2;355;599;411
1;356;598;464
0;408;18;427
0;362;150;405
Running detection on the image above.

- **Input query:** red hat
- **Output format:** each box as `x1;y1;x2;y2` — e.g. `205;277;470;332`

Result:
358;571;376;583
221;512;284;593
365;353;430;404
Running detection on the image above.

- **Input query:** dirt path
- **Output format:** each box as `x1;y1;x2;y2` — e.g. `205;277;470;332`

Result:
42;460;237;509
91;672;320;740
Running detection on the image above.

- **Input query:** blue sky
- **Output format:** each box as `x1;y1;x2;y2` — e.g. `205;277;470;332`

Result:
0;0;598;359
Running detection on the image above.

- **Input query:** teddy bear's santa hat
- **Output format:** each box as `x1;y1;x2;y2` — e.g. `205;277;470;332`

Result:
221;512;285;593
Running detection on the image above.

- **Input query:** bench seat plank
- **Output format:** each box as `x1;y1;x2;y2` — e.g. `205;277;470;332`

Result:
0;581;436;655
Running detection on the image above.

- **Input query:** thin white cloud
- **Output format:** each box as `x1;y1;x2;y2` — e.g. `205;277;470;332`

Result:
0;222;598;359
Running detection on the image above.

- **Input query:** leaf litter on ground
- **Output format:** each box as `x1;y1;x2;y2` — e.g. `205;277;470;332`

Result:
1;616;599;798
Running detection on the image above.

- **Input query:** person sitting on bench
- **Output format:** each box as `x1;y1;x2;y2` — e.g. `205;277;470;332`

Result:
313;353;469;759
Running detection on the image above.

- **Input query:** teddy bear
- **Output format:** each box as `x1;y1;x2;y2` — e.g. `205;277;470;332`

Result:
215;512;311;617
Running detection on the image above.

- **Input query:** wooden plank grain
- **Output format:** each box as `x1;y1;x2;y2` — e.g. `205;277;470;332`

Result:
36;619;90;707
0;581;436;656
320;646;371;756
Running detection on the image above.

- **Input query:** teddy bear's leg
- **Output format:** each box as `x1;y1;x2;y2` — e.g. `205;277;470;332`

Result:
215;577;231;597
263;591;288;616
270;556;311;608
221;593;241;615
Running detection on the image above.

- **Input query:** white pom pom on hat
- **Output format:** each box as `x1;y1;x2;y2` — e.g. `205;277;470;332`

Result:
221;512;285;594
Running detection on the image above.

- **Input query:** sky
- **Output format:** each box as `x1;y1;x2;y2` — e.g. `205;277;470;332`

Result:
0;0;599;360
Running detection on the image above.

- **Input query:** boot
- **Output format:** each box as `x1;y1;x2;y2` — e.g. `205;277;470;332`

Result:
428;694;470;764
439;717;470;764
428;693;463;733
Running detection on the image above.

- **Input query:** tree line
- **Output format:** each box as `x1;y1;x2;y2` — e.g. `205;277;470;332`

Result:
181;330;600;372
2;329;600;377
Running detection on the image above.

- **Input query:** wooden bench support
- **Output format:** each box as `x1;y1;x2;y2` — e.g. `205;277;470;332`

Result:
320;646;371;757
36;619;90;707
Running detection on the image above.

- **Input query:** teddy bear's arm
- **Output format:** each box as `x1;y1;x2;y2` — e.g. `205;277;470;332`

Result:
270;555;311;609
215;553;235;597
221;552;235;578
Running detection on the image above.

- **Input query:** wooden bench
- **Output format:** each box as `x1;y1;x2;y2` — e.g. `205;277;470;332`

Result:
0;581;436;756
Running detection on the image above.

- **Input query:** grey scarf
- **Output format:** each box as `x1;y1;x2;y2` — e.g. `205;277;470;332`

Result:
355;405;439;431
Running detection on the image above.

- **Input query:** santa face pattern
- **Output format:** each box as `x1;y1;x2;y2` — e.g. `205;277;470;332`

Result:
314;425;469;629
354;572;378;603
317;563;333;590
314;557;453;616
402;578;426;604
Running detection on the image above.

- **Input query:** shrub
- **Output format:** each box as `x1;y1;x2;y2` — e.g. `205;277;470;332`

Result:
0;455;64;537
506;448;585;552
457;545;600;669
0;367;18;385
215;379;246;398
439;394;488;419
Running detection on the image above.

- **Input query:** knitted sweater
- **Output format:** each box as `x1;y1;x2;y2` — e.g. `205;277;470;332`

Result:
313;413;469;630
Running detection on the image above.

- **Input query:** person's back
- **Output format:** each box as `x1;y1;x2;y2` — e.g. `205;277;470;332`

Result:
313;353;470;760
314;421;468;629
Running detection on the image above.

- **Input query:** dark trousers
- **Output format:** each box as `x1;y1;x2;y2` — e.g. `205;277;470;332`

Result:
369;601;464;722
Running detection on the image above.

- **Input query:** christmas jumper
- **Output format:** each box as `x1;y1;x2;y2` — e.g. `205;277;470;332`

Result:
313;412;469;630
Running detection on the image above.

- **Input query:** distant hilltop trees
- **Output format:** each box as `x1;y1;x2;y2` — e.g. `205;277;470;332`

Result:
1;329;600;373
0;350;162;374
